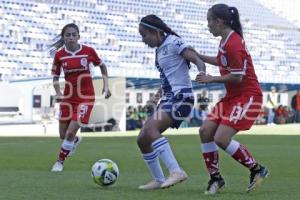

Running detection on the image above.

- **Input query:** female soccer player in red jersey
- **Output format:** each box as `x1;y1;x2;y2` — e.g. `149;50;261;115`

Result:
49;23;111;172
195;4;269;194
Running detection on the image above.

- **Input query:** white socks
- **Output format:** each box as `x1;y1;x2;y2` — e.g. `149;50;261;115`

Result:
61;139;74;151
142;137;183;182
143;151;165;182
225;140;240;156
152;137;181;172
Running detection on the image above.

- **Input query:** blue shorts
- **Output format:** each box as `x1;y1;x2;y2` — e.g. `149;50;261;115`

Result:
158;90;194;128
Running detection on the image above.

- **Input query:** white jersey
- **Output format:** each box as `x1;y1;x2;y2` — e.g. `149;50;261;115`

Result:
155;34;193;97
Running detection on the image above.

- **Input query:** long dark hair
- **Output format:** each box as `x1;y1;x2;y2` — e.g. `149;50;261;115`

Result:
49;23;80;55
140;14;180;37
140;15;192;68
209;4;243;38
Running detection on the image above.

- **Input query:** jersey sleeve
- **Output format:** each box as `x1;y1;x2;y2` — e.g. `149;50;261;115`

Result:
90;48;102;66
226;39;247;75
51;53;61;77
171;36;190;55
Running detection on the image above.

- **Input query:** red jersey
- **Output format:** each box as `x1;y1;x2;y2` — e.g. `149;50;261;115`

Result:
51;44;102;103
217;31;262;98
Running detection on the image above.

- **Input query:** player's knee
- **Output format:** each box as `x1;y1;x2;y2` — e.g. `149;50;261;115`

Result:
137;127;158;149
214;135;227;149
59;131;65;140
65;131;76;140
137;129;149;148
136;132;144;148
199;125;209;137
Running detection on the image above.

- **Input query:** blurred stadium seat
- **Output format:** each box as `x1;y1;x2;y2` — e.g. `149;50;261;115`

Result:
0;0;299;83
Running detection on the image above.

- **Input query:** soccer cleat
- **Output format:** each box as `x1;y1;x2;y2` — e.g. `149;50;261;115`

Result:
204;175;225;195
68;136;82;157
247;165;270;192
160;170;188;189
51;161;64;172
138;180;163;190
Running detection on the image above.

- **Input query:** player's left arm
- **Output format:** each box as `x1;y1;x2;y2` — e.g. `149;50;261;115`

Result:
196;73;242;84
181;48;206;75
99;63;111;99
196;40;244;84
92;47;111;99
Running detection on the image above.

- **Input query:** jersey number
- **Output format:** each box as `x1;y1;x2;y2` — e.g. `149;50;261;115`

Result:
229;97;254;124
79;104;88;118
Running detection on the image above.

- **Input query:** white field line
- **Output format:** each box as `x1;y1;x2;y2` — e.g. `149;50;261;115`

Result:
0;124;299;137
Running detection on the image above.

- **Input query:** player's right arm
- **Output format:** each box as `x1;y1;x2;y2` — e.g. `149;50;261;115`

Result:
53;76;63;99
196;53;218;66
51;53;63;101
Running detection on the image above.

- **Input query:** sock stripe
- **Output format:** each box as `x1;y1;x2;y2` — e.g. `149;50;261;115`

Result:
152;140;168;151
143;152;159;161
225;140;240;155
201;141;218;153
152;137;166;146
62;139;74;150
152;137;168;150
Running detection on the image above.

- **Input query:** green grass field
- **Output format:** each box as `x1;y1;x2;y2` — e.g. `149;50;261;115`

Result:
0;125;299;200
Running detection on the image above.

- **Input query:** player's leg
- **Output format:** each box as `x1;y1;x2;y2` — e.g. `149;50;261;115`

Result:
58;118;82;157
66;103;91;156
68;135;82;157
59;121;69;140
137;109;187;189
68;102;93;157
217;95;269;192
215;124;270;192
52;120;80;172
214;124;269;192
158;96;194;188
137;110;171;189
199;120;225;195
199;99;226;195
51;102;72;172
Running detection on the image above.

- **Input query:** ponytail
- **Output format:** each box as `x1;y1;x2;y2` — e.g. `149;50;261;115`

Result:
209;4;243;38
228;7;243;38
49;35;64;56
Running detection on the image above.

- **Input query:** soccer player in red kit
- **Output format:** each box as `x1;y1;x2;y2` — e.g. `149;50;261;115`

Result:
50;23;111;172
195;4;269;194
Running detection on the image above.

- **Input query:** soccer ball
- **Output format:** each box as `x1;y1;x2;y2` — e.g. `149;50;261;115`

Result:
91;159;119;186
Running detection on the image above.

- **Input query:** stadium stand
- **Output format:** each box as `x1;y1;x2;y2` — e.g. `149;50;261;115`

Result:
0;0;299;84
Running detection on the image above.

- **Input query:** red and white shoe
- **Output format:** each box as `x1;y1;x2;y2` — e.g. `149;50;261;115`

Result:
51;161;63;172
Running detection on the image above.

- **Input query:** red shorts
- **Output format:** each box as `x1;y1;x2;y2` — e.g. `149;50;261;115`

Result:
59;101;94;124
207;95;262;131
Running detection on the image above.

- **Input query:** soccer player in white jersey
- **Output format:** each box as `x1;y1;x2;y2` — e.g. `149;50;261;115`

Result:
137;14;206;190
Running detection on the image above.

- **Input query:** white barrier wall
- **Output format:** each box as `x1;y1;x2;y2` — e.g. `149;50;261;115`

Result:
0;77;126;131
89;77;126;131
0;82;22;107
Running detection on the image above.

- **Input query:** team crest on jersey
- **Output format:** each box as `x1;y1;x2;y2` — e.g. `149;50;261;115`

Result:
221;55;227;66
80;58;88;67
174;39;184;47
